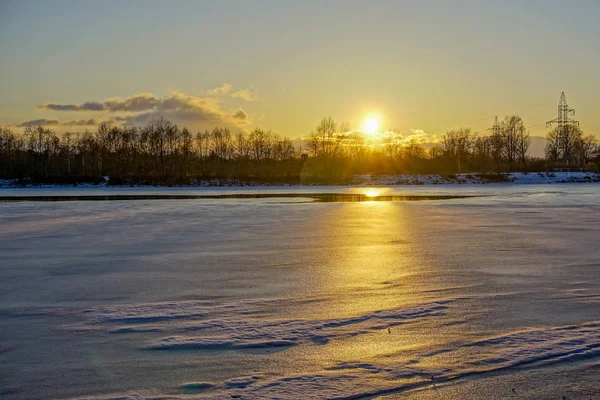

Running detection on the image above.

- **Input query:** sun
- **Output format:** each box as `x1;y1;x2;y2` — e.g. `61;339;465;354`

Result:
363;117;379;135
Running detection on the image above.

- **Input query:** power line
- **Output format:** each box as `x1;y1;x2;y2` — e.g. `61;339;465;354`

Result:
525;122;547;130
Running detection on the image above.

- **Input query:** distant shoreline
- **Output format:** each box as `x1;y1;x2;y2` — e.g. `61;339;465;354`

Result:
1;172;599;189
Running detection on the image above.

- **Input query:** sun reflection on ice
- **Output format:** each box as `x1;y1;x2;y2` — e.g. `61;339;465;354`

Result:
364;189;380;198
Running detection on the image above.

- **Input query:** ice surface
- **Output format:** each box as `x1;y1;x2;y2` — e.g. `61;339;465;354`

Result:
1;184;600;399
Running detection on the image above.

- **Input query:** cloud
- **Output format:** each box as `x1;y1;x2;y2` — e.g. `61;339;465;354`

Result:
344;130;366;140
18;119;61;127
38;101;105;112
398;129;442;147
104;93;162;112
36;91;233;114
105;116;128;123
95;93;252;130
206;83;233;96
114;92;249;127
38;92;224;116
375;128;440;148
231;89;258;101
18;118;102;127
403;131;428;144
63;119;103;127
206;84;257;101
34;90;253;131
231;109;249;122
38;94;162;113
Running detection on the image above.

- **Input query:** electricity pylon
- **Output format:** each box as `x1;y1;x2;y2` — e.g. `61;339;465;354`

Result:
487;116;501;137
546;92;579;166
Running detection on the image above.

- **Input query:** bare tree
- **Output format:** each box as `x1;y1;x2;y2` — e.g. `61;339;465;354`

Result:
473;136;491;172
500;115;526;172
516;129;531;169
575;135;597;167
545;129;561;162
210;127;232;160
274;137;295;160
248;128;271;160
307;117;340;159
234;133;250;159
545;125;583;166
441;128;474;173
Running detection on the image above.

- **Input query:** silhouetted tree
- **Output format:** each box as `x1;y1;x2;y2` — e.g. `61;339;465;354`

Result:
441;128;474;174
0;114;573;184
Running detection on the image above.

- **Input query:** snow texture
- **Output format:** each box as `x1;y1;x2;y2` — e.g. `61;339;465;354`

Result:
79;300;451;350
65;321;600;400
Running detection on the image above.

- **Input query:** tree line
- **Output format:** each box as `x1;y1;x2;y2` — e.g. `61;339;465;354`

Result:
545;125;597;168
0;115;598;184
0;117;298;183
304;115;598;178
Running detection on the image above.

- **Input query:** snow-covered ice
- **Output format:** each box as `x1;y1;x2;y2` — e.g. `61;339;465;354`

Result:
1;184;599;399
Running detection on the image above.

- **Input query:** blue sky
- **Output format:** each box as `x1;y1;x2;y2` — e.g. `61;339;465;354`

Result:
1;0;599;140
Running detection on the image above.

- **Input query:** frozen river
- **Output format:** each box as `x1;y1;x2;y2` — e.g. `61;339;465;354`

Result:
1;184;599;399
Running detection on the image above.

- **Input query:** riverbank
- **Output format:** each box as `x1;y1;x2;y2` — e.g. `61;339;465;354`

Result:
1;172;599;188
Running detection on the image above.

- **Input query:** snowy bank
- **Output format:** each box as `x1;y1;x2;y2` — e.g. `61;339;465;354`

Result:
1;172;599;188
352;171;600;185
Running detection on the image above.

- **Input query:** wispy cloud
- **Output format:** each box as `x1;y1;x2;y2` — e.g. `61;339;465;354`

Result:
402;128;440;147
18;118;102;127
231;109;250;123
38;101;105;112
377;128;440;147
206;84;257;101
39;93;168;113
402;128;429;144
206;83;233;96
231;89;258;101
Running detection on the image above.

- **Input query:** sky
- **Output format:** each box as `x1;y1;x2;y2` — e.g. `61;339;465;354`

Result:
1;0;599;147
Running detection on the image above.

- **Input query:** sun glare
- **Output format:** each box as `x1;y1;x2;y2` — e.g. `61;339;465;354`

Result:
363;118;379;135
364;189;379;198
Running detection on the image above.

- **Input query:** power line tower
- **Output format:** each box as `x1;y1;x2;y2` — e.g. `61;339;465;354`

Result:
486;116;503;171
487;116;501;137
546;92;579;165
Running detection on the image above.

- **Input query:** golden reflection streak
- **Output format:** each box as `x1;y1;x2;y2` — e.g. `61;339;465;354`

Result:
298;200;439;363
306;200;427;318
